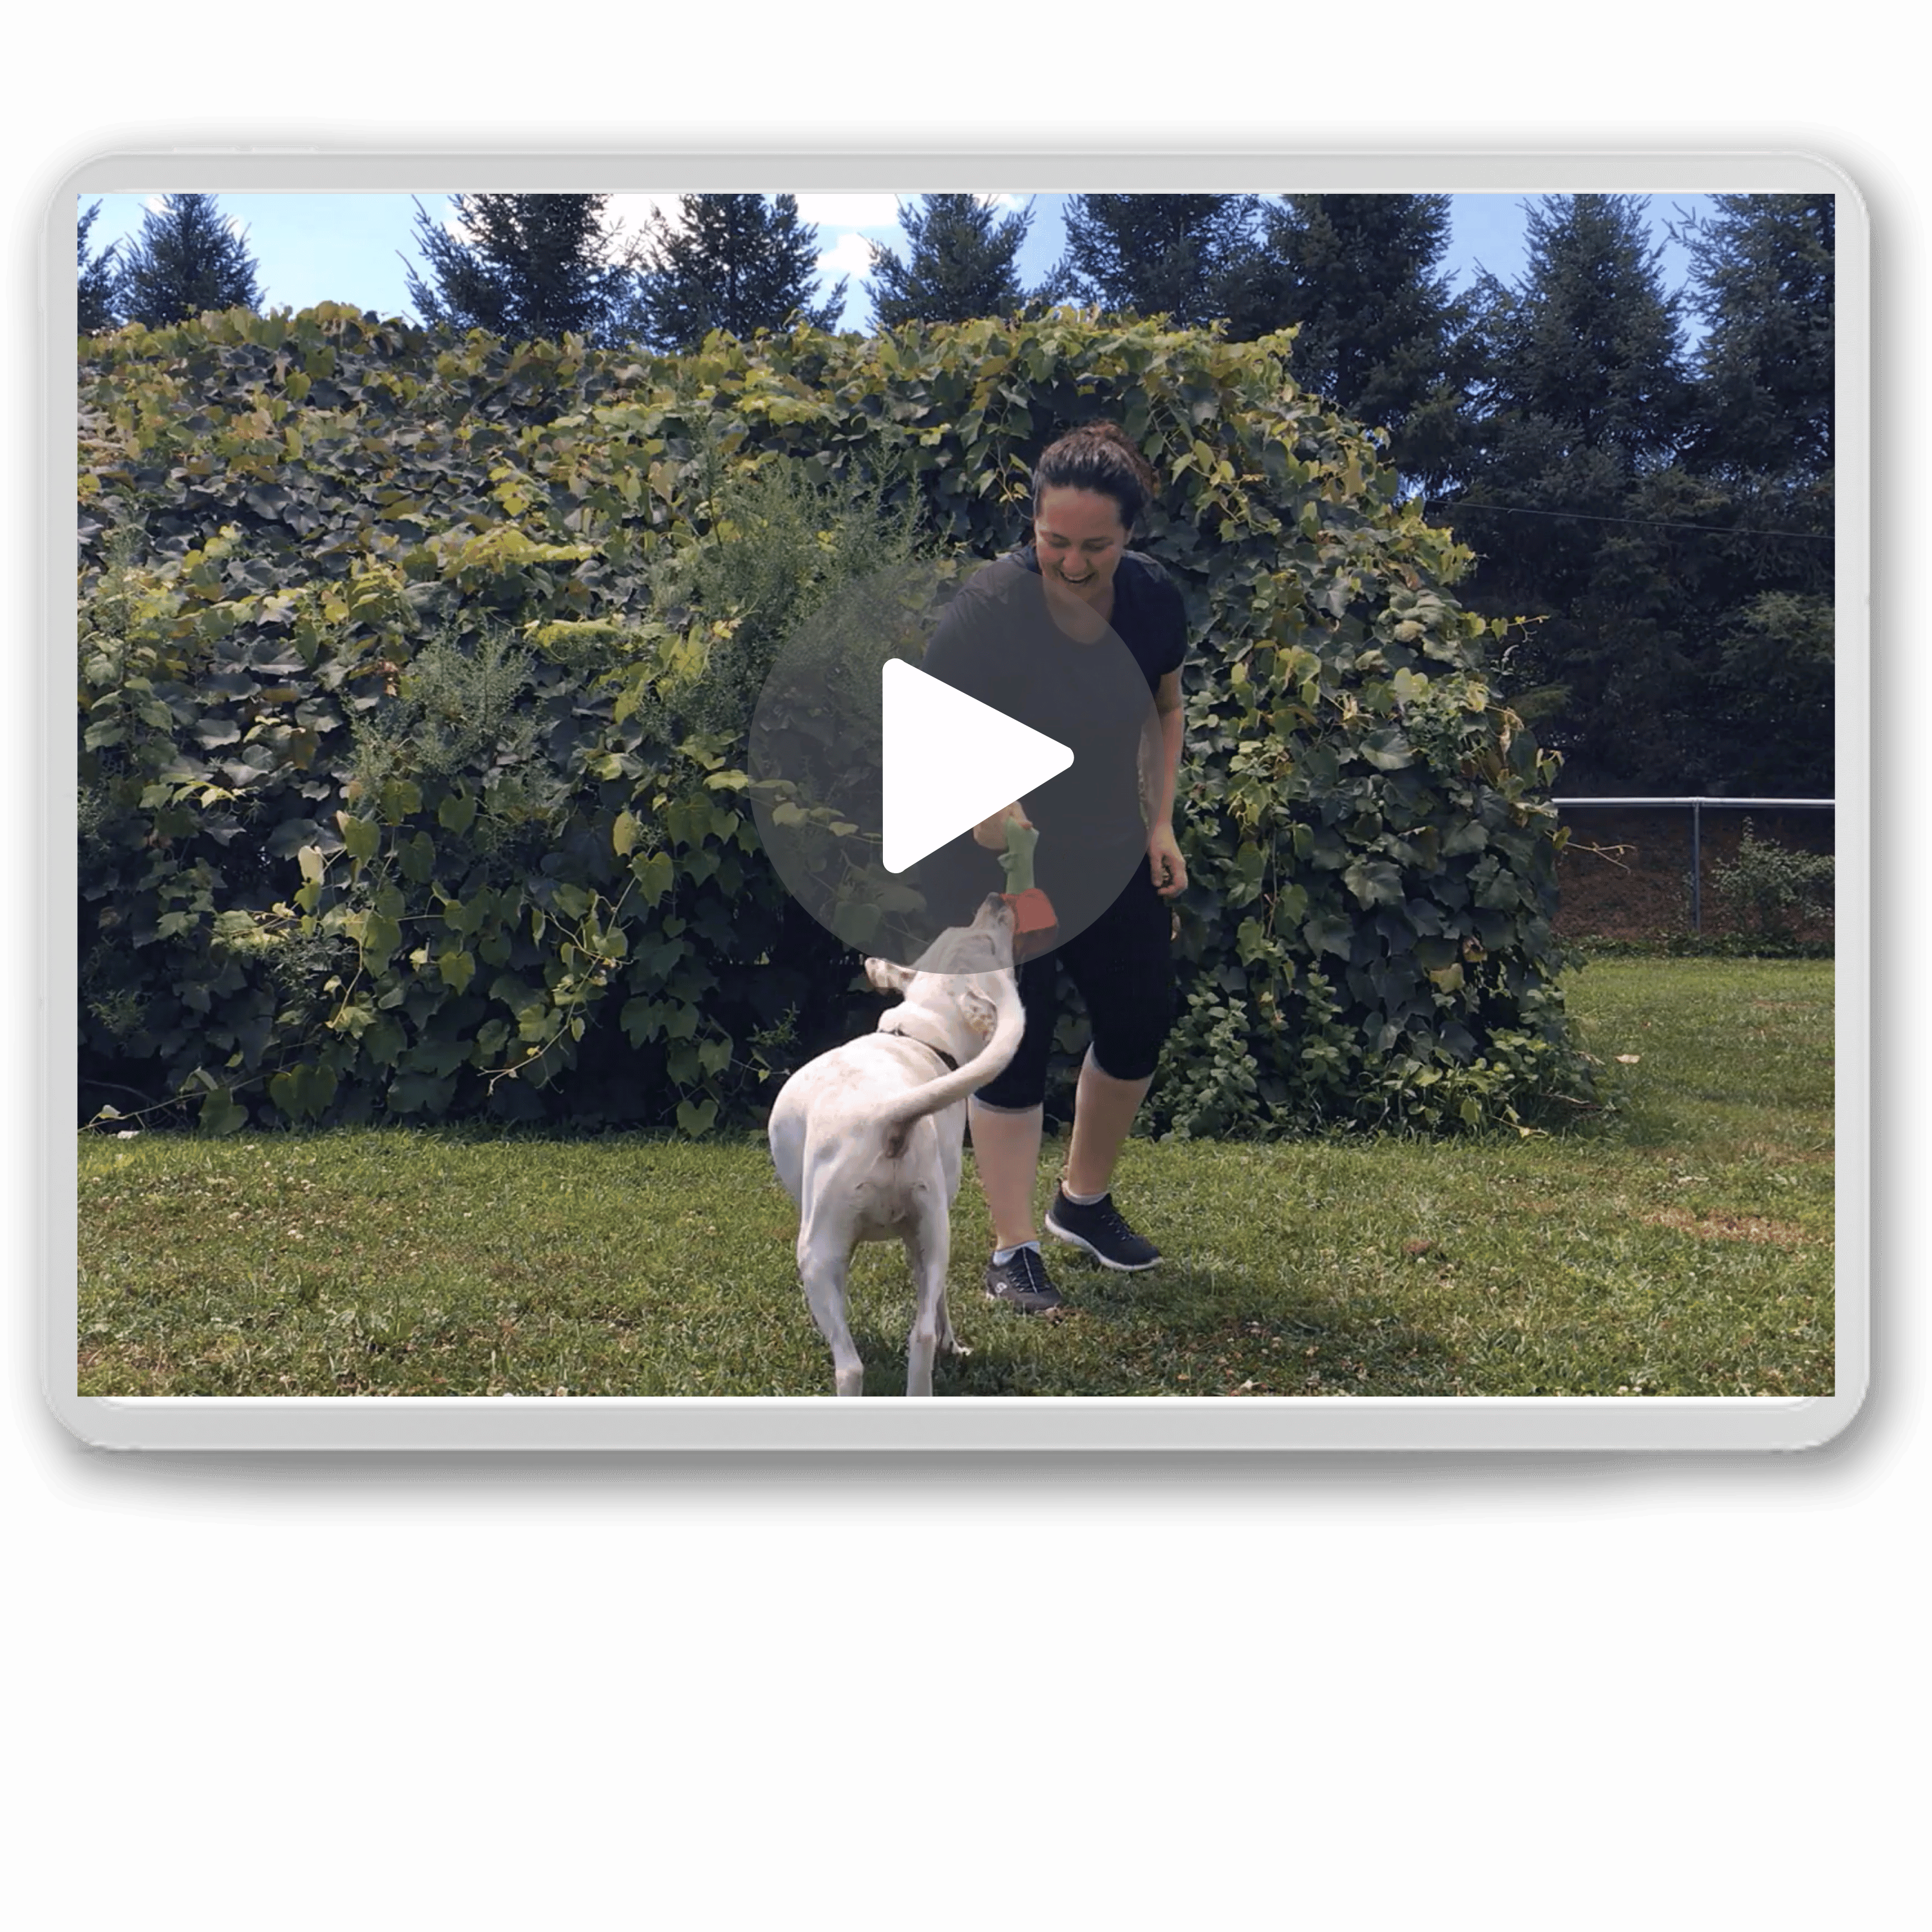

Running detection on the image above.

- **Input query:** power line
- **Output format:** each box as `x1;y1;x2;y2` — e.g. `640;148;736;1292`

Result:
1428;498;1833;544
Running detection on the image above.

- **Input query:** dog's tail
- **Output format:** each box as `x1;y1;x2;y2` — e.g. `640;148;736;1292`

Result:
876;977;1027;1160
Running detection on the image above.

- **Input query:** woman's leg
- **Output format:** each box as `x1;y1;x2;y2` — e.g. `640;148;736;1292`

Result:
1062;1054;1155;1199
967;951;1059;1250
965;1098;1046;1249
1058;867;1174;1201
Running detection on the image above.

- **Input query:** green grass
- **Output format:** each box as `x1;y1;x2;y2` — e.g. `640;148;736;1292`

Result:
76;958;1835;1399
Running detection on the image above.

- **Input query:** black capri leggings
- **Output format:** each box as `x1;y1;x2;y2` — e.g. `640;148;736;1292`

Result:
973;862;1175;1112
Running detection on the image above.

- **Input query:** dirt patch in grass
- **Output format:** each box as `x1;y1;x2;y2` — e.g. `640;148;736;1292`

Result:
1642;1206;1818;1247
1738;1141;1834;1166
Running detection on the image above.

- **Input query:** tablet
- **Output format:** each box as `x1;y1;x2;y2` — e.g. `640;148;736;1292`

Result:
49;151;1870;1453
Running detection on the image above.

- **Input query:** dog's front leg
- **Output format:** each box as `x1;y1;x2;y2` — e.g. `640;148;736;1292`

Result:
798;1218;866;1397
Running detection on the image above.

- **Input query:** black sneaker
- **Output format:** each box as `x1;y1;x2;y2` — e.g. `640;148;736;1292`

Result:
983;1243;1064;1314
1045;1186;1161;1271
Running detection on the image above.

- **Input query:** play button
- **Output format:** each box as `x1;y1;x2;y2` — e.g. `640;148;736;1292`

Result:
879;660;1072;875
747;557;1159;972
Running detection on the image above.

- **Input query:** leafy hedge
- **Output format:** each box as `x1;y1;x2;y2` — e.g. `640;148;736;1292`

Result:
77;302;1596;1137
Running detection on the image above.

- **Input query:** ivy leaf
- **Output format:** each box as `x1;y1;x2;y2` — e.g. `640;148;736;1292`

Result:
830;899;882;950
1343;860;1405;909
1301;911;1354;960
196;1086;247;1136
337;813;381;864
1356;728;1414;772
630;851;675;907
437;790;478;835
397;830;437;884
361;912;402;964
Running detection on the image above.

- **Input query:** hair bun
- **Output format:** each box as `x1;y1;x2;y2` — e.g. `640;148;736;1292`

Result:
1032;420;1160;525
1071;420;1154;476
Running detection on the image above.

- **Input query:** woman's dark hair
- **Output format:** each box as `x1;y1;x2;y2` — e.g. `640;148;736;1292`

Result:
1030;421;1160;533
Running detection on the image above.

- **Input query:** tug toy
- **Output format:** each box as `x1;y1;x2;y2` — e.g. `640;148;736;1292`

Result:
996;813;1059;963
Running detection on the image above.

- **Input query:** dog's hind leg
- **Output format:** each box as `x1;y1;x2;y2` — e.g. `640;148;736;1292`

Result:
918;1236;970;1365
935;1278;969;1363
798;1226;865;1397
902;1218;954;1399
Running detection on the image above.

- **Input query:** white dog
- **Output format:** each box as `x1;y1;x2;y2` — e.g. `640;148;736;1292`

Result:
766;894;1026;1397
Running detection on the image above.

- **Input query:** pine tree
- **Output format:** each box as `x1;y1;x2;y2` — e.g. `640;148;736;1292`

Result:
1675;194;1836;792
1224;194;1479;488
1048;193;1260;327
632;194;847;351
404;194;636;345
77;200;121;335
1678;194;1833;481
864;194;1034;328
1438;195;1700;788
1475;194;1692;468
115;193;261;328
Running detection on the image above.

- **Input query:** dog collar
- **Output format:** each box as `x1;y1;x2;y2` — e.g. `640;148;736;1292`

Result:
880;1026;959;1073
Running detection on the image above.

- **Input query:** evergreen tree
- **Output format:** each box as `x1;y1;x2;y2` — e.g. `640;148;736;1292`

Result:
77;200;121;335
404;194;636;345
1224;193;1479;488
1678;194;1834;481
864;194;1034;327
115;193;261;328
1437;195;1700;788
1473;194;1692;469
1048;193;1260;327
632;194;846;351
1674;194;1836;793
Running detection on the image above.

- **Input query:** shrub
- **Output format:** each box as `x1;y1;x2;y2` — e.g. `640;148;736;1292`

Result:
77;303;1596;1135
1709;819;1834;945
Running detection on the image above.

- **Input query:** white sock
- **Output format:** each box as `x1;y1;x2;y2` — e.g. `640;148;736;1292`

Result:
992;1240;1041;1266
1061;1186;1108;1207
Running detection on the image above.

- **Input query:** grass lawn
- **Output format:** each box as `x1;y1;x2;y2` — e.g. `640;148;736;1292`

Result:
75;958;1835;1399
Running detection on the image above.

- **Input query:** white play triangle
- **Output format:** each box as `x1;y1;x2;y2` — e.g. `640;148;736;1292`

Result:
880;658;1074;875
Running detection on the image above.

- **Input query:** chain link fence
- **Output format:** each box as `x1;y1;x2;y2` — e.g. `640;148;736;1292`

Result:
1553;797;1835;938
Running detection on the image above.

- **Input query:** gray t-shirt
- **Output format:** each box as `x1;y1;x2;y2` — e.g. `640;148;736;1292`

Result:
914;547;1188;922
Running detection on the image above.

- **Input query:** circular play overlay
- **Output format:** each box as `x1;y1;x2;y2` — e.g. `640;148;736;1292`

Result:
748;558;1160;973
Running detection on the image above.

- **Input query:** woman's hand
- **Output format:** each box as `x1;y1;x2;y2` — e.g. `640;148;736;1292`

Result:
973;802;1030;851
1148;822;1188;898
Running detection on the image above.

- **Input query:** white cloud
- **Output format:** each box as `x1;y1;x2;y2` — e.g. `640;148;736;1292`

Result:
806;193;1032;304
603;193;685;246
437;187;1005;272
432;191;918;265
792;192;903;230
817;231;879;278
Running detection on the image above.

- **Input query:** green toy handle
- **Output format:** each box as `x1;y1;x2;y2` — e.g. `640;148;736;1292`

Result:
997;812;1038;895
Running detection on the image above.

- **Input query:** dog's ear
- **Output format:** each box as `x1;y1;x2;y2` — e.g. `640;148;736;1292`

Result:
865;957;914;996
959;986;999;1038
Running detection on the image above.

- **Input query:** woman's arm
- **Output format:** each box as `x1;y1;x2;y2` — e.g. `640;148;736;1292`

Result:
1141;669;1184;829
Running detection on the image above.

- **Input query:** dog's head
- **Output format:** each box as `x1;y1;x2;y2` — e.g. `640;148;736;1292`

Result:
864;896;1018;1047
867;895;1015;985
907;893;1017;978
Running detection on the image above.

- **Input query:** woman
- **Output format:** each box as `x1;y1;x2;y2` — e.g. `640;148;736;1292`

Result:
919;422;1191;1314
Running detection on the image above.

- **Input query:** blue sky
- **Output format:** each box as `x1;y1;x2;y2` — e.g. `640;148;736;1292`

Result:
77;189;1716;338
